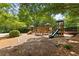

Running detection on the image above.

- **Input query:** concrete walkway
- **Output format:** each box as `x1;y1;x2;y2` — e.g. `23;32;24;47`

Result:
0;33;9;37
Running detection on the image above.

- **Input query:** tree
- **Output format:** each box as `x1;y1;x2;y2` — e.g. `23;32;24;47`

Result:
18;3;56;28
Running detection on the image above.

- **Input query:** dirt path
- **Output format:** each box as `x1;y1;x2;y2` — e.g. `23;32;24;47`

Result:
0;33;48;49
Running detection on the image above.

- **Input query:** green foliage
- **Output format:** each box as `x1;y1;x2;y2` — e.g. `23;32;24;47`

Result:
10;21;26;30
9;30;20;37
64;14;76;27
64;45;73;50
64;13;79;32
77;23;79;32
18;27;30;33
0;20;27;33
18;4;57;28
0;3;79;33
0;3;11;8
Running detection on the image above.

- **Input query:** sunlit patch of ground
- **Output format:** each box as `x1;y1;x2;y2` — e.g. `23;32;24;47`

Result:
68;40;79;43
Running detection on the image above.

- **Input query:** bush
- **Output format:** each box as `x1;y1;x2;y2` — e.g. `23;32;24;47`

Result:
9;30;20;37
18;27;30;33
64;45;73;50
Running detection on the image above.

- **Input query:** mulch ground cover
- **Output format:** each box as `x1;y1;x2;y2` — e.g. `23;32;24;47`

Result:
0;34;79;56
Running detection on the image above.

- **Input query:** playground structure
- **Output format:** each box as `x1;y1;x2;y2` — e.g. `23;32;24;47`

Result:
49;20;64;38
49;14;65;38
34;26;52;36
29;23;52;36
28;14;64;37
28;19;64;38
28;13;78;38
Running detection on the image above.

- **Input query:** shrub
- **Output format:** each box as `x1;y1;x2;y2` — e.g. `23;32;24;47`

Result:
18;27;30;33
64;45;73;50
9;30;20;37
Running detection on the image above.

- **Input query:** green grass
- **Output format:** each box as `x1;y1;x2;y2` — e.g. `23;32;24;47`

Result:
64;45;73;50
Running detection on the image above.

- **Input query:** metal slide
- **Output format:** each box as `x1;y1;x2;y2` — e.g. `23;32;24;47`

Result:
49;29;59;38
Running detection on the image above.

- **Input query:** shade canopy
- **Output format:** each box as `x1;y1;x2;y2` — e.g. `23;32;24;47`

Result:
54;14;64;22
